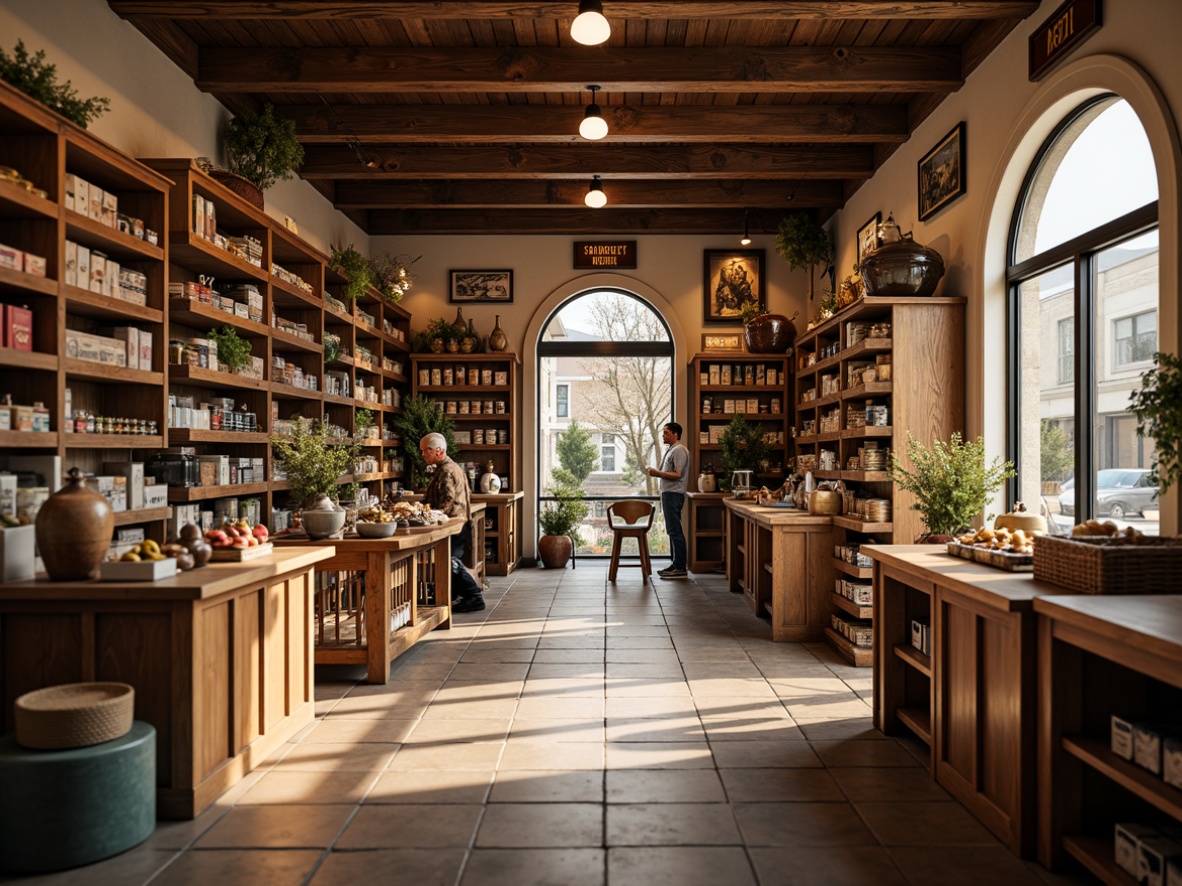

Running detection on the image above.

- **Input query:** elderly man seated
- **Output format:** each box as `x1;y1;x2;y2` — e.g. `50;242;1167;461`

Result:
419;433;486;612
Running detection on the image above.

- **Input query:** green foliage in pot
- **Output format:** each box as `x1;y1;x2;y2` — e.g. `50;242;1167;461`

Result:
738;300;763;326
354;407;375;440
539;481;589;546
390;394;456;488
329;244;373;301
271;417;358;508
224;103;304;192
209;325;252;374
0;40;109;128
775;210;834;300
889;432;1016;537
720;415;770;475
323;333;342;365
1129;351;1182;496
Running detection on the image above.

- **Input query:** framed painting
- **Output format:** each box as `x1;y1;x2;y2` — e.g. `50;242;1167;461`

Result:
701;332;745;352
857;212;881;264
703;249;765;324
918;122;966;221
450;269;513;304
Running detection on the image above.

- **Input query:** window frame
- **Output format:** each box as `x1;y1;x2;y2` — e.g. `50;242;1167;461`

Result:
556;382;569;418
1112;309;1157;369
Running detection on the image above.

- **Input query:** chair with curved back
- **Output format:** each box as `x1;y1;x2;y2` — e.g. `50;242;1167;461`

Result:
606;500;655;582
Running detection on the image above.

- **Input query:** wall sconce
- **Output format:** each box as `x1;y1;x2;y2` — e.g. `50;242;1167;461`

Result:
740;210;752;246
571;1;611;46
579;85;608;141
584;175;607;208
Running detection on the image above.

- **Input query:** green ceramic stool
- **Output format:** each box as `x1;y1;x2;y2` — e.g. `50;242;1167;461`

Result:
0;721;156;873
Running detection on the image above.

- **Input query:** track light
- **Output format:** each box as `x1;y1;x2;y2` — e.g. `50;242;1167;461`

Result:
740;210;752;246
579;85;608;141
571;1;610;46
584;175;607;208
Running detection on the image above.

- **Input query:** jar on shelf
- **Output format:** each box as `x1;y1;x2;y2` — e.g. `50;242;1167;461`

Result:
147;450;200;487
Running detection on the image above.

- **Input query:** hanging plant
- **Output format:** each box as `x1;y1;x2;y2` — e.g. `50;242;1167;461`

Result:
775;210;835;300
223;103;304;192
209;326;252;374
329;244;373;301
0;40;109;128
370;251;420;304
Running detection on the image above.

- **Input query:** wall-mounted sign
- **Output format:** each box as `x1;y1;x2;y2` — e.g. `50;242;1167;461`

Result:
573;241;637;269
1029;0;1101;81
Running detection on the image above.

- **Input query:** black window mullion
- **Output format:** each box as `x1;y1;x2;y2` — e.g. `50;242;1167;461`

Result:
1076;252;1096;522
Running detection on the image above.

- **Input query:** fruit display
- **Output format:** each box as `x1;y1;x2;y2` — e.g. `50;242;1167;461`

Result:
204;520;269;549
357;506;395;524
119;539;168;562
387;501;447;525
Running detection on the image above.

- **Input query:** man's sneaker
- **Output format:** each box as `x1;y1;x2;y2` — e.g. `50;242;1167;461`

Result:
657;565;677;575
452;596;486;613
659;568;688;580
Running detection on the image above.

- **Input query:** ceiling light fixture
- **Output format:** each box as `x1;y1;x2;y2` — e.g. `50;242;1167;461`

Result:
584;175;607;208
571;1;611;46
740;209;752;246
579;85;608;141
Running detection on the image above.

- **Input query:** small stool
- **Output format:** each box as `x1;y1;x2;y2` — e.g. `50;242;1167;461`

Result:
607;500;655;582
0;721;156;874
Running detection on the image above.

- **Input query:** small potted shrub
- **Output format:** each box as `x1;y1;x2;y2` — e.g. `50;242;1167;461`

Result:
0;40;109;127
270;418;358;538
537;483;588;569
209;326;252;375
329;244;373;301
219;103;305;208
720;415;770;493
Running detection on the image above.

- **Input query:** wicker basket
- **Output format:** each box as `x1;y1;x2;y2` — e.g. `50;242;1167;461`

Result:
209;169;264;209
1032;534;1182;594
14;682;135;750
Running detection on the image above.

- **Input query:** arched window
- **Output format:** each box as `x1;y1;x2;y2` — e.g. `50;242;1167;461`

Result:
1008;96;1160;533
537;289;675;557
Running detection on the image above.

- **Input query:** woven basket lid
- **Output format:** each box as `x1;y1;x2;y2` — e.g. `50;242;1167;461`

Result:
14;682;135;751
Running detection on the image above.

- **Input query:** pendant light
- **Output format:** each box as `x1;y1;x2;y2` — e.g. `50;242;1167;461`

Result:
571;1;611;46
740;209;752;246
584;175;607;208
579;85;608;140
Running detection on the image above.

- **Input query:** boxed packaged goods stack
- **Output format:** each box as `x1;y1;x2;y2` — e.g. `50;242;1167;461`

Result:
65;173;151;243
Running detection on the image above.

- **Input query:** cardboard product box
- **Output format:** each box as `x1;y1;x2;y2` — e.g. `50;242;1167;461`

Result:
73;176;88;216
0;242;22;271
66;329;103;363
142;484;168;510
205;198;215;241
89;184;103;222
192;194;204;236
65;240;78;287
75;244;90;289
4;304;33;351
15;486;48;523
89;251;106;294
138;329;152;369
109;476;127;512
1134;724;1178;776
1116;823;1161;878
115;526;145;544
111;327;140;370
199;454;230;486
64;173;77;212
102;190;118;228
1140;836;1182;886
103;258;119;298
22;253;46;277
104;462;145;511
169;503;200;539
1112;715;1136;760
0;525;36;582
1164;736;1182;791
3;455;62;492
97;333;127;367
213;498;238;523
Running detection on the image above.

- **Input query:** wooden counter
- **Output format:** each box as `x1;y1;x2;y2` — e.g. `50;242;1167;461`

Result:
723;499;835;641
275;516;463;683
0;547;335;819
866;545;1076;857
688;492;728;573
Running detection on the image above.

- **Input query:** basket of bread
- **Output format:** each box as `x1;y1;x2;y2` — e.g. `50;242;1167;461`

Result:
1032;520;1182;594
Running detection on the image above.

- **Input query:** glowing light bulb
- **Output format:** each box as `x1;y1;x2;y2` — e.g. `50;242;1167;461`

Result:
571;1;610;45
585;176;607;208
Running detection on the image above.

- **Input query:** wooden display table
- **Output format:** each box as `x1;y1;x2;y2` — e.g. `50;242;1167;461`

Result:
723;499;835;641
0;547;334;819
274;516;463;684
476;491;523;575
867;544;1078;857
688;492;728;574
1034;595;1182;878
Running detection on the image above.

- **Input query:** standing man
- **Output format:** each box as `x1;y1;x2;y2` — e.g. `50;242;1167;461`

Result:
420;433;486;612
647;422;689;579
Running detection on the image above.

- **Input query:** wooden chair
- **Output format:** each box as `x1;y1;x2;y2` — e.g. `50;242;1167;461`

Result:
606;500;655;582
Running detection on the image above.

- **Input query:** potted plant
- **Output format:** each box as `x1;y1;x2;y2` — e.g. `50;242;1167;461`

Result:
889;432;1015;541
390;395;456;489
418;317;466;354
270;417;358;538
537;482;588;569
329;244;373;301
0;40;109;128
719;415;770;490
221;103;304;207
775;210;835;300
1129;351;1182;517
208;326;252;375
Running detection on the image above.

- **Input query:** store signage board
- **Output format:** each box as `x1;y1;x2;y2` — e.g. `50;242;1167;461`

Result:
1029;0;1101;81
573;241;637;269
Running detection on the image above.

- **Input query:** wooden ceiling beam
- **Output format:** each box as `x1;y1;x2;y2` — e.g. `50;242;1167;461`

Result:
196;46;961;94
282;103;910;144
110;2;1040;22
332;179;841;209
299;143;876;180
366;207;800;236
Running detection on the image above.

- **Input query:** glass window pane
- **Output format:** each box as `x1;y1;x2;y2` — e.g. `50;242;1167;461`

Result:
543;290;671;343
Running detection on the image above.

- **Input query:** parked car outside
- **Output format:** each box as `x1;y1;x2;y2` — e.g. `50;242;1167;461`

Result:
1059;469;1158;518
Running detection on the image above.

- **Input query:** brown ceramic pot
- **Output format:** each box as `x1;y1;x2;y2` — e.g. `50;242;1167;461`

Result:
744;313;796;354
537;534;572;569
35;467;115;580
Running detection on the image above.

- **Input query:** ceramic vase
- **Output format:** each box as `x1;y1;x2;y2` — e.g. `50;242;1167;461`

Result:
488;316;508;352
537;534;572;569
35;467;114;580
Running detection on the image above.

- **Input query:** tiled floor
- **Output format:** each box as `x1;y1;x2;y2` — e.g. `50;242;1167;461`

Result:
4;564;1088;885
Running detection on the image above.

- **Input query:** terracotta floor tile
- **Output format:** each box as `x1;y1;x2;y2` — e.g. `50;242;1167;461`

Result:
710;740;823;769
604;648;681;664
300;718;417;743
734;801;877;846
688;678;779;698
406;718;511;744
367;769;493;804
508;718;605;743
700;717;805;742
274;741;398;771
607;802;741;845
829;768;952;803
605;717;706;743
194;804;352;848
604;742;715;769
604;678;692;698
719;768;845;803
527;663;607;679
498;741;604;771
323;697;431;720
387;742;504;771
237;769;379;805
421;698;521;720
150;849;321;884
476;803;603;848
310;848;465;885
605;769;726;804
336;804;483;849
449;662;532;681
460;848;606;886
749;846;910;886
889;846;1050;885
607;846;757;886
460;647;537;663
7;847;181;885
490;770;604;803
605;696;699;719
515;696;605;720
794;717;888;741
531;648;606;664
783;697;875;720
856;801;999;846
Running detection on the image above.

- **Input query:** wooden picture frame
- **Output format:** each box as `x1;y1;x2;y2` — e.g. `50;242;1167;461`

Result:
701;332;745;352
449;269;513;303
857;212;881;264
703;249;765;324
918;122;966;222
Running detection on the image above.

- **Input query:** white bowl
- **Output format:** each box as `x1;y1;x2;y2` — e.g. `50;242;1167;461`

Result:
356;521;397;538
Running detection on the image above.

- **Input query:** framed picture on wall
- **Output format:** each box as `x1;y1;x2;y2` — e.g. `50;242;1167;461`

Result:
450;269;513;303
857;212;881;264
918;122;966;221
703;249;765;324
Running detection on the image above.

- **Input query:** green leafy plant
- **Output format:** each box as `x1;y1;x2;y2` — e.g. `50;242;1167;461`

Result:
889;432;1016;537
354;407;375;440
370;251;419;304
329;244;373;301
719;415;770;476
209;326;252;374
390;394;456;488
775;210;834;300
224;103;304;192
553;421;598;487
1129;351;1182;496
0;40;109;128
539;481;589;546
271;417;358;507
323;334;341;365
738;301;764;325
1039;419;1074;485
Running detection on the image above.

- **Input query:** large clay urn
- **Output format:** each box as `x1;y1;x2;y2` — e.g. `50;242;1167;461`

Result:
35;467;114;580
744;312;797;354
537;534;572;569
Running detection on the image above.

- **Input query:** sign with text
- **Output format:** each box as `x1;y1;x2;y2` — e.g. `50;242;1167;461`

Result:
1029;0;1101;81
573;241;637;269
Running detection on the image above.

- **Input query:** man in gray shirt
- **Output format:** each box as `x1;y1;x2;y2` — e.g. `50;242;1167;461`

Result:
646;421;689;579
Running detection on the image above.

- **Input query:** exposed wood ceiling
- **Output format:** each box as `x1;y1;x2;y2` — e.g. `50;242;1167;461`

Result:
109;1;1037;235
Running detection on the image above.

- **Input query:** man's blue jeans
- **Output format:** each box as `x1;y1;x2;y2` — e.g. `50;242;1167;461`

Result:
661;492;686;570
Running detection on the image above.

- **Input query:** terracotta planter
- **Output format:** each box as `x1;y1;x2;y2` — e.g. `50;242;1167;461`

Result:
35;467;114;580
537;534;572;569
